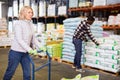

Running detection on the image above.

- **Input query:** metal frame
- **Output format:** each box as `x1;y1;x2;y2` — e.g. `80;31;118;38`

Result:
30;50;51;80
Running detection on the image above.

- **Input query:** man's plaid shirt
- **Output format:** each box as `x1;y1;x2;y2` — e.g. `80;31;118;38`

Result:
73;20;98;44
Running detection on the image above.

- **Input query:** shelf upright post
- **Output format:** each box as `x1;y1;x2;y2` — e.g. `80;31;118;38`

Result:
36;0;39;31
90;7;93;16
85;0;93;17
7;0;13;37
66;0;69;16
45;0;48;31
54;0;57;29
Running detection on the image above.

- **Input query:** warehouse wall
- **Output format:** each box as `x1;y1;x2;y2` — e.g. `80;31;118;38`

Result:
2;3;8;18
0;2;8;18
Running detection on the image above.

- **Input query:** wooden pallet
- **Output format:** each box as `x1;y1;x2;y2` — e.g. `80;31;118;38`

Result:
83;65;120;76
60;60;73;65
0;30;8;32
38;55;47;59
52;57;61;62
0;45;10;48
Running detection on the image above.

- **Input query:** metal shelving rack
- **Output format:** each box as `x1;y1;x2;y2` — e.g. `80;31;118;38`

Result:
7;0;69;32
35;0;68;31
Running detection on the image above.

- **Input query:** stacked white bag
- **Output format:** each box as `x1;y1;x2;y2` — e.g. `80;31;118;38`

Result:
84;35;120;73
90;21;103;38
62;17;85;63
0;36;13;46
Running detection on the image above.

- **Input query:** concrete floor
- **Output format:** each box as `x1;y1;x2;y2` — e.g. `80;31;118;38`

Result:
0;48;120;80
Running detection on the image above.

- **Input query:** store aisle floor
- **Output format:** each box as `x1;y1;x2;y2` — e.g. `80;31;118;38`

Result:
0;48;120;80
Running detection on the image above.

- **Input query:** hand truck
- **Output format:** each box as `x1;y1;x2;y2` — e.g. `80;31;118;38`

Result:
29;50;51;80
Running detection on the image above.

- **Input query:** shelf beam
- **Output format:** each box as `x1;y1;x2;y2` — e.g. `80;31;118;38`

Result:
68;4;120;12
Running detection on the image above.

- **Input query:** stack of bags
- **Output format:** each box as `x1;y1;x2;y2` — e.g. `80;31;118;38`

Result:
47;43;62;58
93;0;107;6
0;36;12;47
108;14;120;26
39;1;46;17
0;18;12;47
35;33;47;56
19;0;24;12
69;0;92;8
47;4;56;16
61;74;99;80
56;24;64;40
84;35;120;73
24;0;30;6
69;0;78;8
62;17;85;63
62;17;103;63
31;2;38;17
58;6;67;16
90;21;103;38
19;0;30;11
13;0;18;17
93;0;120;6
0;18;7;36
106;0;120;5
79;0;91;7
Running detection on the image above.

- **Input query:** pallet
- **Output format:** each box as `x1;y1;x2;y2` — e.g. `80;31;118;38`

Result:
0;30;8;32
83;65;120;76
60;60;73;65
52;57;61;62
38;55;47;59
0;45;10;48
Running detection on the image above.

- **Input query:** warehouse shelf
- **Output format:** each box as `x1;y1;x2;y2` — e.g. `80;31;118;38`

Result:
92;4;120;10
102;25;120;34
68;4;120;12
68;7;91;12
102;25;120;30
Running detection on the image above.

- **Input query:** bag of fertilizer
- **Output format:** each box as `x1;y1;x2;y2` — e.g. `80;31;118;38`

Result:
81;75;99;80
61;74;99;80
61;74;81;80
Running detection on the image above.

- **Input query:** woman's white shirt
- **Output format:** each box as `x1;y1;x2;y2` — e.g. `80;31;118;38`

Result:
11;20;40;53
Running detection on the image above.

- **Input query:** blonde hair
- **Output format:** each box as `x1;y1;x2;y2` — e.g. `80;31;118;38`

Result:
19;6;33;20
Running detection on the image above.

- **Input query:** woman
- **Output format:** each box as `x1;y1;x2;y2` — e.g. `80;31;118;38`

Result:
3;6;40;80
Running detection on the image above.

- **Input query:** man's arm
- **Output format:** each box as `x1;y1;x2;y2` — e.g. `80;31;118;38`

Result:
86;25;99;45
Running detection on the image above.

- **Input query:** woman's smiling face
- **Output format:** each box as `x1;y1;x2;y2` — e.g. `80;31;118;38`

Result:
24;8;33;20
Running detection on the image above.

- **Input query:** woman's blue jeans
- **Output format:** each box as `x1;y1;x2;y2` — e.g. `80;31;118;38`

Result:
72;38;82;69
3;49;31;80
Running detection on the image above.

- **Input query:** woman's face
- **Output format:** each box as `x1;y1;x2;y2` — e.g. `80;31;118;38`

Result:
24;8;33;20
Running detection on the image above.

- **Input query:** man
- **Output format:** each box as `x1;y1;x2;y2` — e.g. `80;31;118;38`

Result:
72;16;99;72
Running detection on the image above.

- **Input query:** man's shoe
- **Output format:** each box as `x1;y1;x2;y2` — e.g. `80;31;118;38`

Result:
76;68;85;72
72;65;76;69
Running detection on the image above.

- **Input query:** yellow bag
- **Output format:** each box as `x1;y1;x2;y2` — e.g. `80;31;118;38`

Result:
81;75;99;80
61;74;81;80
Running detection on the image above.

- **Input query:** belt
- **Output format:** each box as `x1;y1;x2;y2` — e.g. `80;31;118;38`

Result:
73;37;82;41
73;37;78;39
